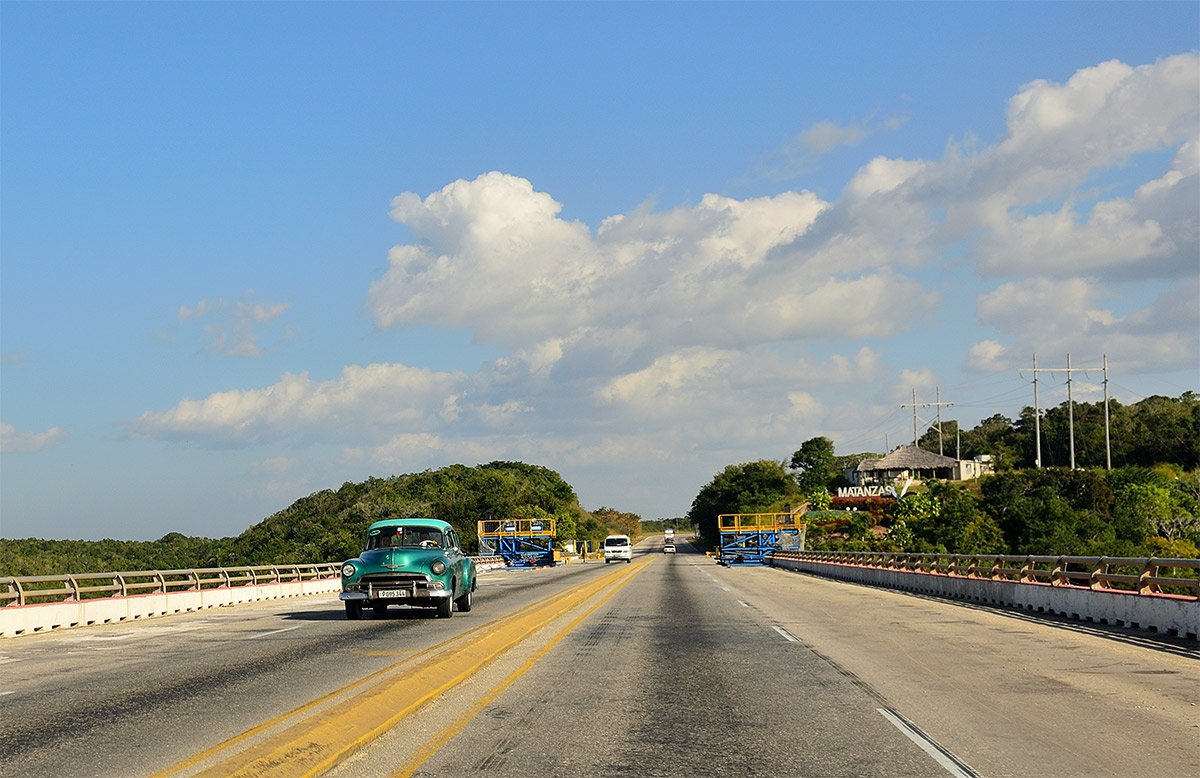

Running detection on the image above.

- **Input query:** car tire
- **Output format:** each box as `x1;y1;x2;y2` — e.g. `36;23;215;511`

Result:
345;601;363;620
626;558;632;564
436;596;453;619
605;559;610;564
454;588;472;613
372;603;388;616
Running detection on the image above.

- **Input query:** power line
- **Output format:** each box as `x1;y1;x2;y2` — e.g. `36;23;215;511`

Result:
900;387;955;454
1018;353;1111;470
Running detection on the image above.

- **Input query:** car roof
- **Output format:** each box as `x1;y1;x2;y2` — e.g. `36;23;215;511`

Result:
366;518;452;531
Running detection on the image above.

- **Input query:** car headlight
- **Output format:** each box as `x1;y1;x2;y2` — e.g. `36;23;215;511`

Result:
430;559;447;576
341;562;357;578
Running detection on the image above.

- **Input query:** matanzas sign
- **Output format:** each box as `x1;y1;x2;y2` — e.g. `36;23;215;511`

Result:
836;486;894;498
835;479;913;499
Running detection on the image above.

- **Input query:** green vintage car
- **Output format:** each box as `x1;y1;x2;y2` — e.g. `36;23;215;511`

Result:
339;518;476;619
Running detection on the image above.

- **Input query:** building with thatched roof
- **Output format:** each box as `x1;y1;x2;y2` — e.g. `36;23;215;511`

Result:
845;445;992;488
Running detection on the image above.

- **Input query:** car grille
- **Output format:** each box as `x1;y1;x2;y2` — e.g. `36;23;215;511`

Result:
361;572;429;587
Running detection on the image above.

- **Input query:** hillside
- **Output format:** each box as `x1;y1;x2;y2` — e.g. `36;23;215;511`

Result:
0;461;641;576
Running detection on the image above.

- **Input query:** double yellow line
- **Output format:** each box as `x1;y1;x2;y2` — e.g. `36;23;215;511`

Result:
157;557;650;778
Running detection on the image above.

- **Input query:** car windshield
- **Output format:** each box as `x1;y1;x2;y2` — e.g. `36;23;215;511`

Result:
366;527;445;550
605;537;629;547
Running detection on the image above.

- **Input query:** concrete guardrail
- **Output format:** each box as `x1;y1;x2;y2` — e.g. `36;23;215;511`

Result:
769;551;1199;640
1;556;509;638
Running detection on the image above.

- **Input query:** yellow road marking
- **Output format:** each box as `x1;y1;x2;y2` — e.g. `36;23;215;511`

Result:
393;559;648;777
151;627;491;778
158;558;650;778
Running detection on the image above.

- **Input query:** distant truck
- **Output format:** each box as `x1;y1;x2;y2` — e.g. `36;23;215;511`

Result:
664;528;675;542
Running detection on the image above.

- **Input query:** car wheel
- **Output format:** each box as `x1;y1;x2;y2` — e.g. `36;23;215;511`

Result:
605;559;610;564
454;587;472;613
436;596;453;619
626;558;632;563
372;603;388;616
345;601;362;620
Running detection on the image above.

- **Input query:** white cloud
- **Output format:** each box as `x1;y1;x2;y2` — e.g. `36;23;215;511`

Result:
966;340;1010;373
975;277;1199;374
176;292;292;358
131;363;464;444
368;172;939;366
800;120;868;153
1;423;67;453
936;55;1198;274
133;54;1197;518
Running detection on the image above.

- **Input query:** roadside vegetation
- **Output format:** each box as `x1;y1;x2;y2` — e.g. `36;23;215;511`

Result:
686;393;1199;558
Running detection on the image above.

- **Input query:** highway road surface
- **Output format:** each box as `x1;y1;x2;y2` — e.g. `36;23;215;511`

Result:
2;541;1196;777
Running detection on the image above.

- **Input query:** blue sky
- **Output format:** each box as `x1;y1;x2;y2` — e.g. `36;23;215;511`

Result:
2;2;1197;541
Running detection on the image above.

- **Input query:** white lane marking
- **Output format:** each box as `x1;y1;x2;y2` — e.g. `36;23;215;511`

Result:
772;626;798;642
736;600;749;608
720;586;730;592
244;625;303;640
878;708;978;778
0;690;14;696
0;657;21;665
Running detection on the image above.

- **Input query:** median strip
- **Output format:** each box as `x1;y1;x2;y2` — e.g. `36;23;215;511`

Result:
161;558;650;778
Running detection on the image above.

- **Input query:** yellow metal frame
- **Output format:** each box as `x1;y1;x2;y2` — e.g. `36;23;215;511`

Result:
477;518;558;538
717;512;806;532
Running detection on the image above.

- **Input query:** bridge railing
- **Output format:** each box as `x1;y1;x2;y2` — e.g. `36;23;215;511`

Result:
0;556;509;637
770;551;1199;599
0;564;342;607
769;551;1199;639
1;556;510;609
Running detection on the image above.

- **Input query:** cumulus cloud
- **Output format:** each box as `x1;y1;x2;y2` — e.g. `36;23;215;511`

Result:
938;55;1199;275
134;54;1196;500
973;277;1199;373
130;363;463;444
368;172;938;369
1;423;67;453
177;292;292;358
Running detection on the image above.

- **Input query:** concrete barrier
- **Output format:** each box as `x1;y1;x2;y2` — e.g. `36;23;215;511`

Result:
0;579;342;638
771;557;1199;640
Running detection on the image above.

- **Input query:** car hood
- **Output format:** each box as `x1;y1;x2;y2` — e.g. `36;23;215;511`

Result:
357;548;443;570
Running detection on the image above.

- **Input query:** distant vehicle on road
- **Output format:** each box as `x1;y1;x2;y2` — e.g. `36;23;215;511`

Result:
339;518;476;619
662;543;676;554
603;534;633;563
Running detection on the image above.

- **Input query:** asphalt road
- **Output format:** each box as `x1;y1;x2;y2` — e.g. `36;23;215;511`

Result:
2;542;1197;778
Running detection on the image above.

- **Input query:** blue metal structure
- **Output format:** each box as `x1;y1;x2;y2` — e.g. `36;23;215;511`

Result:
477;518;558;567
717;512;806;565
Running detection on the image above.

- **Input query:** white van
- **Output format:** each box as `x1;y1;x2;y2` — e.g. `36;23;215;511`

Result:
602;534;633;563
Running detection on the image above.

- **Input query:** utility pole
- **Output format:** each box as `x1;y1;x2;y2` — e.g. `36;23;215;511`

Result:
900;388;955;451
1020;354;1111;470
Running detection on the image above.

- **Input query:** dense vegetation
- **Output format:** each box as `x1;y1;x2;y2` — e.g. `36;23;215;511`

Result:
687;394;1200;558
0;461;642;576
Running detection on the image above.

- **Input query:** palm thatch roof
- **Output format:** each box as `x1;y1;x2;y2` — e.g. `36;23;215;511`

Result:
860;445;958;471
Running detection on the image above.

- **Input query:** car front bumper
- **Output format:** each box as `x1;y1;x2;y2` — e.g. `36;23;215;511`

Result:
340;585;452;602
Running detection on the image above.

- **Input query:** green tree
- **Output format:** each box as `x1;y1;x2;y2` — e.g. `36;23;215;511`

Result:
789;436;837;493
687;460;798;548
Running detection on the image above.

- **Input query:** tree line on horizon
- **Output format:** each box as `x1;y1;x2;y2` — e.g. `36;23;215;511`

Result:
686;393;1200;559
4;394;1195;577
0;461;643;577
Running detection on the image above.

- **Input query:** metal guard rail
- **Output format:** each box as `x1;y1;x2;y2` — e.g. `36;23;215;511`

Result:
1;556;511;608
769;551;1199;599
0;564;341;607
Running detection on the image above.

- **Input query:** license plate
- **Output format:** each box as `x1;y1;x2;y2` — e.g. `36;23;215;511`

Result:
377;589;409;598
